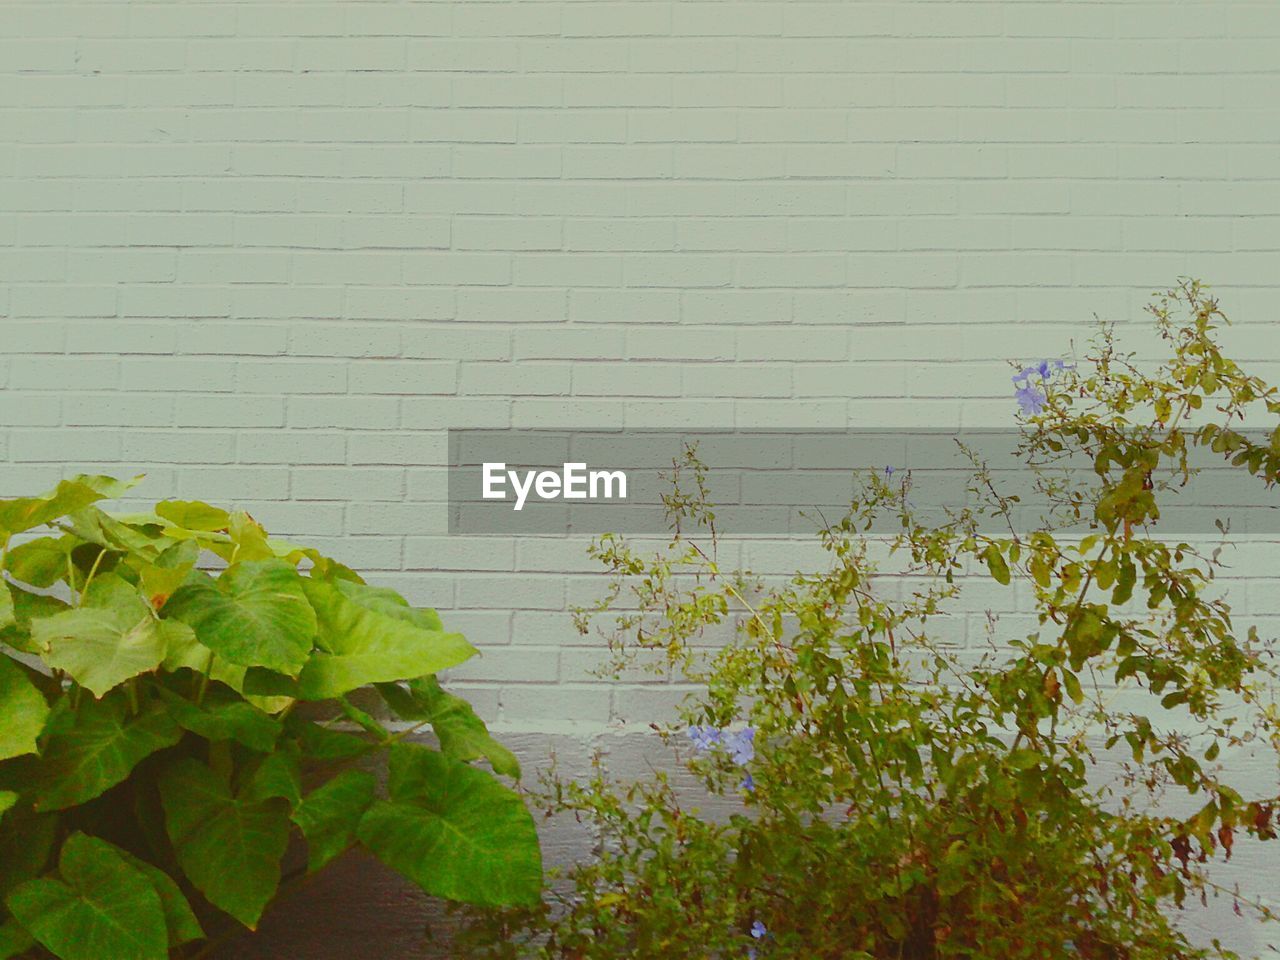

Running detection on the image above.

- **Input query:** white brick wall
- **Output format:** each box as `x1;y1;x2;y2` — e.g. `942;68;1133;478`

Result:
4;3;1280;953
3;0;1279;734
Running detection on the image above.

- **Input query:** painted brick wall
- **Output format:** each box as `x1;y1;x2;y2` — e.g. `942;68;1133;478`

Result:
3;1;1280;954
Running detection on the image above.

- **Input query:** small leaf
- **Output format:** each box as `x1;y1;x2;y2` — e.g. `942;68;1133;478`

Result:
0;654;50;762
158;758;290;930
983;544;1011;586
164;560;317;676
292;770;377;872
357;744;542;908
1112;557;1137;606
5;832;169;960
0;792;16;819
1061;670;1084;705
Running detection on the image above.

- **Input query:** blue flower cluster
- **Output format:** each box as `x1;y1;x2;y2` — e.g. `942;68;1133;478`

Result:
1012;359;1072;416
747;920;768;958
687;724;755;792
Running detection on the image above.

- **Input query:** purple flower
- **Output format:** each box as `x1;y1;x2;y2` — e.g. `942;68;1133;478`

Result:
1012;365;1038;383
1015;383;1047;416
751;921;767;940
1036;359;1053;378
739;772;755;792
883;465;895;477
727;727;755;766
687;725;722;752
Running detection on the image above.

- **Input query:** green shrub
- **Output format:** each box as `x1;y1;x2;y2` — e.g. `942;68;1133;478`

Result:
0;483;540;959
460;282;1280;960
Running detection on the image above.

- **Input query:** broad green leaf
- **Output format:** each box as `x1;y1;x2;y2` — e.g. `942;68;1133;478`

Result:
0;654;49;761
158;685;282;753
135;539;199;611
357;744;541;908
379;677;520;779
0;919;33;960
157;758;290;930
6;832;169;960
113;849;203;948
297;579;475;699
241;666;302;700
0;584;12;633
62;506;161;560
164;560;317;676
229;511;274;563
0;475;140;537
5;535;74;588
33;577;191;697
242;747;301;807
333;580;443;631
292;770;377;872
0;809;57;902
206;659;293;715
0;586;69;654
155;499;230;533
35;694;182;812
286;716;372;761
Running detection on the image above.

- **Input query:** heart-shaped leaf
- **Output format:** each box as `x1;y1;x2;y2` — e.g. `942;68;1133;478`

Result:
4;535;73;588
35;693;182;812
0;919;34;959
113;849;203;948
158;758;290;930
357;744;541;908
158;684;282;753
379;676;519;778
298;580;475;699
33;576;192;698
5;833;169;960
292;769;377;872
164;560;317;676
0;475;140;538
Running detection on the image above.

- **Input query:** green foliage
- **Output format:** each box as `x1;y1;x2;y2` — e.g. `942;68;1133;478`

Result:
0;487;540;958
460;282;1280;960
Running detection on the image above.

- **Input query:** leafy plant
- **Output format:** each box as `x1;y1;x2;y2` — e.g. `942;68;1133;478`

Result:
0;480;540;959
459;282;1280;959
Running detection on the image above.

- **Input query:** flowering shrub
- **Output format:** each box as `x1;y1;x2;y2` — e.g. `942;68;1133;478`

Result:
460;282;1280;960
